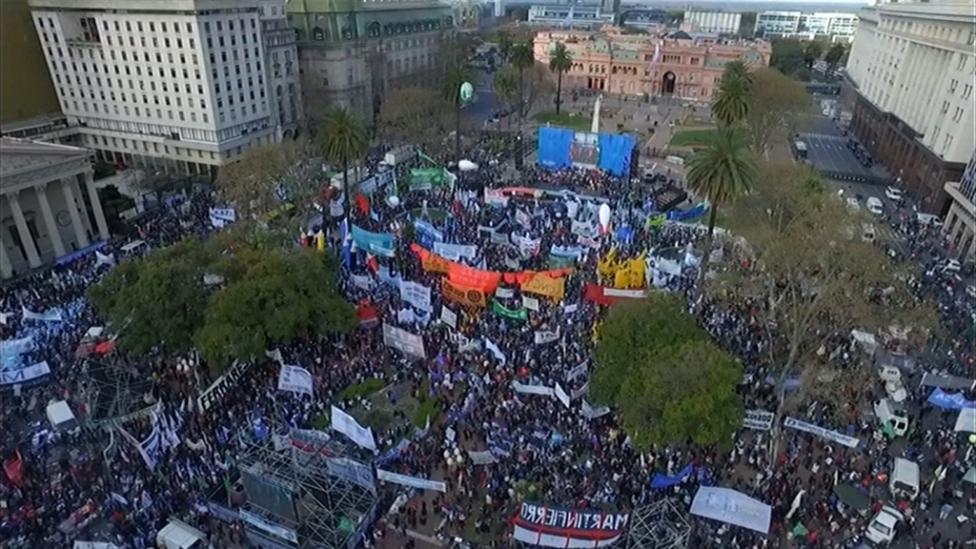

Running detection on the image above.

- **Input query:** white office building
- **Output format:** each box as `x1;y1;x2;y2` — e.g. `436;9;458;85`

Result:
28;0;303;177
683;10;742;35
755;11;859;43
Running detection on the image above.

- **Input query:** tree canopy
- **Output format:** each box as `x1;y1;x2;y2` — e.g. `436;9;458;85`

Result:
743;68;813;155
591;295;743;449
89;238;355;372
215;139;320;218
770;39;806;78
378;86;453;150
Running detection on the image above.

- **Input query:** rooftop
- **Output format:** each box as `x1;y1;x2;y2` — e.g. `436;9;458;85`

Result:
0;137;90;179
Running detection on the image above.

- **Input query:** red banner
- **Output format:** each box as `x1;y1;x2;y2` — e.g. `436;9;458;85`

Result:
584;283;648;306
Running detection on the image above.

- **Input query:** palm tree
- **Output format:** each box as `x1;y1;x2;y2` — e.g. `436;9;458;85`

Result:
686;128;756;239
548;42;573;115
711;63;752;128
493;68;519;130
319;107;369;214
497;30;512;63
509;42;535;121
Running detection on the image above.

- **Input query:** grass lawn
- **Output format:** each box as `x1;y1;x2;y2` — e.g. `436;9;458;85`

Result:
533;110;592;132
669;128;719;148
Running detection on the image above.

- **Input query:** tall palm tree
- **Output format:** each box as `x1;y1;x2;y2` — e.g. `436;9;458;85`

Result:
319;107;369;213
509;42;535;121
686;128;756;239
493;68;519;130
712;63;752;128
548;42;573;115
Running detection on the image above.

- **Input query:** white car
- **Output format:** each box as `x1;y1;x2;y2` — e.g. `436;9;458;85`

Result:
916;213;943;227
942;259;961;273
846;197;860;212
866;197;884;215
885;187;903;201
865;506;903;546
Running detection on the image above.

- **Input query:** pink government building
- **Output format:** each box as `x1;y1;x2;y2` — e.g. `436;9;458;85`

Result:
533;26;771;102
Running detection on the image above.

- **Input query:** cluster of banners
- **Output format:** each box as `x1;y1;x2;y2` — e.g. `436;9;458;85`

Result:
512;502;630;548
277;364;314;397
382;323;427;359
208;207;236;228
331;405;377;451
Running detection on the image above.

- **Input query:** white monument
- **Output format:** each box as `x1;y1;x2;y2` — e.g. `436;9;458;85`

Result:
591;94;603;134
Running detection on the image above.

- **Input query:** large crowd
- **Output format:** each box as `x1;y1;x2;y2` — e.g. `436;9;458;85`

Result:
0;136;973;549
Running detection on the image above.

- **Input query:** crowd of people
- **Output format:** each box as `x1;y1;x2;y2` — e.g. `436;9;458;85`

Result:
0;137;973;549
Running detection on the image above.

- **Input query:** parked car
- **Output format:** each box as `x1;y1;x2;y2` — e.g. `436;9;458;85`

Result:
942;259;961;273
866;197;884;215
865;506;904;546
916;213;943;227
885;187;903;201
890;458;920;500
874;398;909;437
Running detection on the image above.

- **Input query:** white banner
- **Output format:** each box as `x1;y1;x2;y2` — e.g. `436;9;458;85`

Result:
563;303;579;314
554;383;571;408
484;337;507;364
690;487;772;535
516;209;532;228
325;457;376;493
513;381;554;397
0;360;51;386
95;251;115;268
331;405;377;451
581;399;611;419
566;362;588;382
495;287;515;299
22;306;62;323
376;469;447;492
744;409;774;431
240;509;299;543
399;280;432;312
511;234;542;257
433;242;478;262
484;188;509;207
277;365;314;397
955;408;976;433
534;330;560;345
439;306;458;329
468;450;497;465
522;295;540;311
571;220;599;238
571;381;590;400
382;323;427;359
208;207;237;228
784;417;860;448
352;274;374;290
604;288;648;299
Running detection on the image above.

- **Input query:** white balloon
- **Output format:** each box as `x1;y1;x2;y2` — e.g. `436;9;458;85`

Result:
458;159;478;172
565;201;579;219
387;195;400;208
598;203;611;228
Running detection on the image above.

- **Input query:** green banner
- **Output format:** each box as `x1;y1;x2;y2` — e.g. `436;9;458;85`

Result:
547;254;576;269
492;299;528;321
410;168;456;191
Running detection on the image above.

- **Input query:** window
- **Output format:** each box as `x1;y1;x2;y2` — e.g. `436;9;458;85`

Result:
963;84;972;100
950;79;958;93
941;100;950;114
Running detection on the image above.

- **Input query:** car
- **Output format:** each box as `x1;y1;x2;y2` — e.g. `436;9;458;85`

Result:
943;259;961;273
967;285;976;299
916;213;943;227
866;197;884;215
865;506;904;546
861;223;876;242
885;187;904;201
846;197;860;212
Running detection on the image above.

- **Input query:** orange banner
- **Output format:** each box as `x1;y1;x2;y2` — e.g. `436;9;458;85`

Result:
521;273;566;301
448;262;502;293
411;244;572;294
442;278;488;308
411;243;451;274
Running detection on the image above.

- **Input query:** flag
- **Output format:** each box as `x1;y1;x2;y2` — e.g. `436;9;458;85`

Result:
356;193;370;216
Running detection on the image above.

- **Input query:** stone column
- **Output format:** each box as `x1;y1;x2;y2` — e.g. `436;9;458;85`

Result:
60;179;90;249
7;192;42;268
34;183;66;258
84;171;110;240
0;238;13;279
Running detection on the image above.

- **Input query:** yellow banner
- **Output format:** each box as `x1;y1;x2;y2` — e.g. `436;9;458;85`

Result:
613;255;646;289
597;248;619;279
521;274;566;301
442;278;487;308
422;252;452;274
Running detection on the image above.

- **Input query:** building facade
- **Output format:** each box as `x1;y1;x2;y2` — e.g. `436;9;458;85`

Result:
1;138;108;279
288;0;454;125
755;11;859;43
533;27;770;101
944;151;975;262
528;5;615;28
845;0;974;212
28;0;303;177
683;10;742;36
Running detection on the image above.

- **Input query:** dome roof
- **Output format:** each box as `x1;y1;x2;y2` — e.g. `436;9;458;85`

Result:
669;30;692;40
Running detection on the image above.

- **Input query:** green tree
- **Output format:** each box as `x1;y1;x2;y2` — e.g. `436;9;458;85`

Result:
744;68;814;156
803;41;825;68
711;62;752;127
509;42;535;120
712;162;938;464
216;139;318;218
548;42;573;115
824;42;848;72
593;296;743;449
318;107;369;210
493;67;519;129
496;30;512;62
770;39;805;77
378;86;453;151
686;128;756;239
194;248;355;369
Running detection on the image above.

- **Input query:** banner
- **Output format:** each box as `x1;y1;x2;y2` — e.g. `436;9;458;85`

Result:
651;463;693;489
743;409;774;431
277;365;314;397
376;469;447;492
434;242;478;262
495;287;515;299
448;262;502;293
511;234;542;257
325;457;376;494
0;360;51;386
534;330;559;345
491;231;512;245
493;299;528;321
690;487;771;534
571;220;599;239
566;362;588;382
209;207;237;228
582;399;611;419
550;245;583;259
571;382;590;400
554;383;571;408
783;417;860;448
95;251;115;268
240;509;299;544
22;306;63;323
468;450;497;465
521;274;566;301
351;274;374;291
331;405;377;451
512;502;629;548
484;337;507;364
410;167;454;191
584;283;647;305
351;225;395;257
484;188;509;207
442;279;487;308
522;296;540;311
439;306;458;329
414;220;444;249
927;388;976;410
399;280;432;312
382;323;426;359
513;381;555;396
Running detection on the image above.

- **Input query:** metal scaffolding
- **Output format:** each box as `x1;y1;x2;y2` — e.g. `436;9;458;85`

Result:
84;360;159;428
237;439;377;549
625;499;691;549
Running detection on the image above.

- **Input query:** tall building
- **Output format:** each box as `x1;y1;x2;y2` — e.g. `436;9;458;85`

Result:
683;10;742;35
287;0;455;126
28;0;303;177
754;11;859;43
533;27;770;101
845;0;975;212
944;151;975;261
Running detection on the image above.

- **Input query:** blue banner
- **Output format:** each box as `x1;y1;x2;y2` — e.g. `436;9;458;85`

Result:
927;388;976;410
537;127;574;170
351;225;395;257
650;462;694;490
414;220;444;249
667;202;709;222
